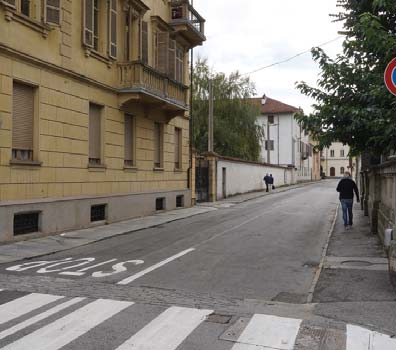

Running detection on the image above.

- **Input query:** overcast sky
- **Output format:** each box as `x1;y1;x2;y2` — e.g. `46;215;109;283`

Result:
193;0;344;113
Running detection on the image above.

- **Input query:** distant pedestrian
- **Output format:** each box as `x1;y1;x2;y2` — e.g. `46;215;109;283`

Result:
269;174;275;191
336;171;360;230
263;173;270;192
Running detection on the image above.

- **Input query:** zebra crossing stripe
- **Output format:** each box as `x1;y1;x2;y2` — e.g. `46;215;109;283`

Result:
0;293;63;326
347;324;396;350
1;299;133;350
0;297;84;341
115;306;212;350
231;314;302;350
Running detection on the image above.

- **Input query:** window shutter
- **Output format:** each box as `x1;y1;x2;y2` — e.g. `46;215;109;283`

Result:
168;40;176;80
154;123;161;167
89;104;102;163
12;83;34;152
141;21;148;64
45;0;60;25
176;46;183;82
156;32;169;73
109;0;117;59
83;0;94;47
174;128;181;168
124;114;133;165
3;0;16;7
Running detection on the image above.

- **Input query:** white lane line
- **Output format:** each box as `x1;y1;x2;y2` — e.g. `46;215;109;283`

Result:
347;324;396;350
1;299;133;350
117;248;195;285
0;297;84;340
0;293;63;325
232;314;302;350
115;306;212;350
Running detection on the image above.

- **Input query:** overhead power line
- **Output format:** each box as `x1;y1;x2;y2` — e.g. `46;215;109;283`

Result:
241;36;343;76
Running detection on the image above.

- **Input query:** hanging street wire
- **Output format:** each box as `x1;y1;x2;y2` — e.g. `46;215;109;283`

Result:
241;36;343;76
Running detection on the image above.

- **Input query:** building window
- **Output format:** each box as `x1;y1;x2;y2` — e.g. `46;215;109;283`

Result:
91;204;106;222
176;195;184;208
340;167;345;174
340;149;345;157
268;115;274;124
265;140;274;151
156;197;165;211
12;82;35;161
109;0;117;58
14;212;40;235
83;0;100;50
155;31;169;73
330;167;336;176
124;114;135;167
89;103;102;165
45;0;60;24
330;150;335;157
174;127;182;169
176;45;184;82
20;0;30;16
153;122;163;168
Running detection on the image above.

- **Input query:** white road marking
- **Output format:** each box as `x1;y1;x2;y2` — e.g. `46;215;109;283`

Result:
232;314;302;350
347;324;396;349
1;299;133;350
0;297;84;340
117;248;195;285
60;259;118;276
92;260;144;278
36;258;95;274
0;293;63;325
115;306;212;350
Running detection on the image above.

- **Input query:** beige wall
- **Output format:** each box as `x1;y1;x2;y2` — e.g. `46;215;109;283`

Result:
0;0;205;240
321;142;355;178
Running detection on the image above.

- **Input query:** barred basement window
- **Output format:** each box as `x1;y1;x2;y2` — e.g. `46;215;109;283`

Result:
91;204;106;222
176;195;184;208
14;212;40;235
156;198;165;211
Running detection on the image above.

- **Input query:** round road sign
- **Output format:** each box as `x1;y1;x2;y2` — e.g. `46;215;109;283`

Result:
384;58;396;96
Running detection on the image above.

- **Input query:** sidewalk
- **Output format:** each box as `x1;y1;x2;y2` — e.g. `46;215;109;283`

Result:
0;181;318;264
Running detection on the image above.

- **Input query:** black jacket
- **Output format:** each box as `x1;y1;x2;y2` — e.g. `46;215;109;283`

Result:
264;176;270;184
336;178;359;200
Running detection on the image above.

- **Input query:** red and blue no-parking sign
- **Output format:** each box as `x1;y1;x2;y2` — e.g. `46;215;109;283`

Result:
384;58;396;96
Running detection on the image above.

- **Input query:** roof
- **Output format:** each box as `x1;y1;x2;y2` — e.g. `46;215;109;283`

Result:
251;97;300;115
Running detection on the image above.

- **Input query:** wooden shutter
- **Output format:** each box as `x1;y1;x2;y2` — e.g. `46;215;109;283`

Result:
12;82;34;152
124;114;133;165
83;0;94;47
109;0;117;59
141;21;148;64
154;123;161;167
156;32;169;73
174;128;181;168
45;0;60;25
176;46;183;82
89;104;101;163
168;40;176;80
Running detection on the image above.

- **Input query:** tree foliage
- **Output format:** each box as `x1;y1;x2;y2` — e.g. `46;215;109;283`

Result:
296;0;396;156
192;58;264;161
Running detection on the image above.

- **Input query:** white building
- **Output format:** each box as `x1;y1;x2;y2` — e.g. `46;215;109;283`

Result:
321;143;355;178
254;95;313;182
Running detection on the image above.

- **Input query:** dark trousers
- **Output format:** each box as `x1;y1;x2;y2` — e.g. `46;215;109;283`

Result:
265;183;269;192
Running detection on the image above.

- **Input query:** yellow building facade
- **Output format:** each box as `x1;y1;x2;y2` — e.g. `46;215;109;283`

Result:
0;0;205;241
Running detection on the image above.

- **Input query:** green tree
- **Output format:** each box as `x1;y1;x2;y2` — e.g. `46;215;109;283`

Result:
192;58;264;161
296;0;396;156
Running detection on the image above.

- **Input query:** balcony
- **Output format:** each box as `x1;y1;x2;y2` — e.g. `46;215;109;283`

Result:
118;61;188;118
169;0;206;48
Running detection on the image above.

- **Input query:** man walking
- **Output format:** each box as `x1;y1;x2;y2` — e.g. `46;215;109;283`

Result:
336;171;360;230
269;174;275;190
263;173;270;192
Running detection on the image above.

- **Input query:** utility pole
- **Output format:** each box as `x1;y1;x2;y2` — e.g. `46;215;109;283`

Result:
208;80;214;152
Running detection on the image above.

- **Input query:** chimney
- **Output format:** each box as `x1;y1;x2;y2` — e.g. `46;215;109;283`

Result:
261;94;267;105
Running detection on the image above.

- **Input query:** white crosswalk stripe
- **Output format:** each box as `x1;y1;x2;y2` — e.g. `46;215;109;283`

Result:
115;306;212;350
0;293;63;326
1;299;133;350
231;314;302;350
1;290;396;350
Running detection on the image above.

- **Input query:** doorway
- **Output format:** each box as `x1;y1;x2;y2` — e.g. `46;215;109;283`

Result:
222;167;227;199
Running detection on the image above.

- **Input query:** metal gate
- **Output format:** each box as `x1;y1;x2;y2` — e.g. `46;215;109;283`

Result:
195;158;209;202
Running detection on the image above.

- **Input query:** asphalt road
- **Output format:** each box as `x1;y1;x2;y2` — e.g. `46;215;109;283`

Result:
1;180;395;349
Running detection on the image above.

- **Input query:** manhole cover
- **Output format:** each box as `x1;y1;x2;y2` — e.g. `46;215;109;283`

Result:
341;260;373;267
206;313;232;324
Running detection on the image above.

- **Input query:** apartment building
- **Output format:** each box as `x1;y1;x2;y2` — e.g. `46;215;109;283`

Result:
254;95;314;182
0;0;205;241
321;142;355;178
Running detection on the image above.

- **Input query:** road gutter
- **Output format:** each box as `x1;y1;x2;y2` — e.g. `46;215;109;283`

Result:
306;203;339;304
